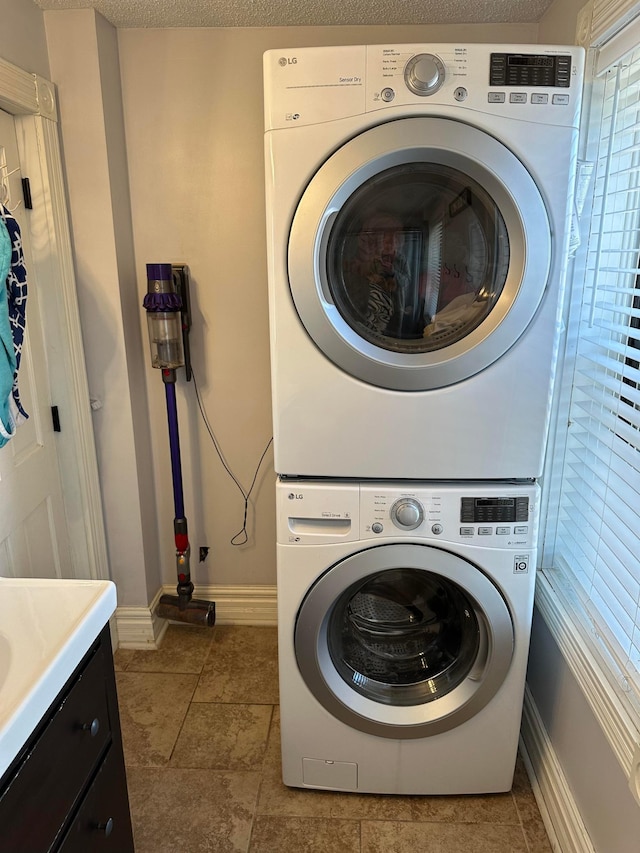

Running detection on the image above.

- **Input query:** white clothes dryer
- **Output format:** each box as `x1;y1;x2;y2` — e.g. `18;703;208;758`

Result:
276;477;539;795
264;44;584;479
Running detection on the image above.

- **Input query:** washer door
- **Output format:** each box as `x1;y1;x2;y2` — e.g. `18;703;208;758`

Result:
294;543;514;739
288;117;551;390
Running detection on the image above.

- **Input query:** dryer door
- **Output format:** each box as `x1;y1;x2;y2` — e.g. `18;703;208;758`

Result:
288;117;551;390
294;543;514;739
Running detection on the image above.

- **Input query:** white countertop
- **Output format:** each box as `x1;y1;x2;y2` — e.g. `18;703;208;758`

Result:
0;578;117;781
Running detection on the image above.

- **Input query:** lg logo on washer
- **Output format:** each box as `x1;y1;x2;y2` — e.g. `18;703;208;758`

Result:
279;57;297;66
288;493;303;500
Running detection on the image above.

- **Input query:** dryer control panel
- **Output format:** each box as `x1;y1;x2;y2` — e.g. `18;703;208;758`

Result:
489;52;572;88
263;43;585;132
277;479;538;549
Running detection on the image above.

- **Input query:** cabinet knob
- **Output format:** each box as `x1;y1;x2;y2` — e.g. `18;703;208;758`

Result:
97;817;114;837
82;717;100;737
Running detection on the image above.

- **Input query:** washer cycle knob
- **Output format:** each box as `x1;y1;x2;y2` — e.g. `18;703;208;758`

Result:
404;53;446;96
390;498;425;530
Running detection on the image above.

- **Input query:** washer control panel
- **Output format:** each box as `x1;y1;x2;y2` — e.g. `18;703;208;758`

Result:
390;497;425;529
362;485;536;546
277;479;539;548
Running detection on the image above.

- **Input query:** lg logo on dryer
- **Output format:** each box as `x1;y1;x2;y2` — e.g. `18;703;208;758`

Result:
279;57;297;66
288;493;303;500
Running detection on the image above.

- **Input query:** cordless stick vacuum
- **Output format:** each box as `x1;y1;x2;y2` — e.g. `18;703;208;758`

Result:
143;263;215;627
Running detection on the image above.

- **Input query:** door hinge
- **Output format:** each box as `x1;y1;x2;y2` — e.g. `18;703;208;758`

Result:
51;405;61;432
21;177;32;210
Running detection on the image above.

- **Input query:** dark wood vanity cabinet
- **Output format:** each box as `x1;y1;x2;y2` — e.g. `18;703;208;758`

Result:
0;623;134;852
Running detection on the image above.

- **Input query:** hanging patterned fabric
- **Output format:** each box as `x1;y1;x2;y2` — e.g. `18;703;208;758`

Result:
0;203;28;422
0;215;17;446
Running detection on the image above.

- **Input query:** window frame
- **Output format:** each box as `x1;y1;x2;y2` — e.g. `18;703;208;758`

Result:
539;12;640;785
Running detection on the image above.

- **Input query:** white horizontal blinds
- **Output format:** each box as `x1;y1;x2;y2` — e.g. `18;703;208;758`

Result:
556;46;640;698
591;0;640;45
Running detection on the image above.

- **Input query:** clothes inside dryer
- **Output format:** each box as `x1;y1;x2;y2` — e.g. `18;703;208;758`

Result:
326;162;510;354
328;567;480;706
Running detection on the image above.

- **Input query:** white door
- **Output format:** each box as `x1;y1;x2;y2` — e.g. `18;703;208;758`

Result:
0;108;73;579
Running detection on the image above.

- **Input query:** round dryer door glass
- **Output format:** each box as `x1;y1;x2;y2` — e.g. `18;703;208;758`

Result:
325;163;510;354
327;567;481;706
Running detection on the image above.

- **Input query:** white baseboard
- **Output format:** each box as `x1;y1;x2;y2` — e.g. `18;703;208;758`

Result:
115;586;168;649
187;584;277;626
520;684;596;853
115;584;277;649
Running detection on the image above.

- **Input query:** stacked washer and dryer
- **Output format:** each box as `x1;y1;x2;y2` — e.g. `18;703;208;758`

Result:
263;43;584;795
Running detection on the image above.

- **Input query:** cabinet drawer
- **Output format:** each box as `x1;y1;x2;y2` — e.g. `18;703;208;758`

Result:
0;643;112;852
57;743;134;853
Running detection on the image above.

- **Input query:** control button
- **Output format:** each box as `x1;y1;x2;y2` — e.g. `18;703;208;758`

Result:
431;523;443;535
381;87;395;102
404;53;445;96
496;526;511;535
509;93;527;104
460;526;474;536
371;522;383;534
488;92;505;103
531;93;549;104
391;498;425;530
515;496;530;521
514;525;529;534
453;86;467;102
478;527;492;535
552;93;570;105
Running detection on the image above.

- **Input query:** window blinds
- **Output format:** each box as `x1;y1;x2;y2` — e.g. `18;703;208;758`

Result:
590;0;640;46
553;45;640;702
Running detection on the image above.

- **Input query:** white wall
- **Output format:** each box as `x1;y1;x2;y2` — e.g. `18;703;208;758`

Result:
117;21;538;591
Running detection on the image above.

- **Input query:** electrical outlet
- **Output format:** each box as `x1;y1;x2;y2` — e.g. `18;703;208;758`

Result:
199;546;209;563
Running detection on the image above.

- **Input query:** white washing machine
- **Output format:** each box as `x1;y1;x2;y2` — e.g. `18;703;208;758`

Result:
276;478;539;794
264;44;585;480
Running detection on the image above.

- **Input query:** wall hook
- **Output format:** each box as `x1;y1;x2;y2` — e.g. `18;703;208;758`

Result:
0;166;22;209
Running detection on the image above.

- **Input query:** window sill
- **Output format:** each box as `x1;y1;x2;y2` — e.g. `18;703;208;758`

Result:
535;570;640;805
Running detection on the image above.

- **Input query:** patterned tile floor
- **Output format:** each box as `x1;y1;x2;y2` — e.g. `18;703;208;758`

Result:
114;625;552;853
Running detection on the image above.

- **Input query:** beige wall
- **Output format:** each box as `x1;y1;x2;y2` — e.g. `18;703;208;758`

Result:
0;0;49;78
538;0;585;42
45;9;162;606
4;5;576;597
117;22;538;590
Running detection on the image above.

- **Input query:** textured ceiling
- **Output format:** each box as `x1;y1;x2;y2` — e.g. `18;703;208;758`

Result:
32;0;555;29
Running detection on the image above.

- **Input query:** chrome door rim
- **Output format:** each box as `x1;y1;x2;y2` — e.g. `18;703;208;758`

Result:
294;543;515;739
288;116;551;391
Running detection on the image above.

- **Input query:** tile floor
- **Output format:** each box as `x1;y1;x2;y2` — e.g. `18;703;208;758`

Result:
114;624;552;853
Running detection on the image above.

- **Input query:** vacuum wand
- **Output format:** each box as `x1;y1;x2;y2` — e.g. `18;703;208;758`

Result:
143;263;215;628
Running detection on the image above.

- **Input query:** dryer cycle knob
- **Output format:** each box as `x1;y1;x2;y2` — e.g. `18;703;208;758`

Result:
390;498;424;530
404;53;445;96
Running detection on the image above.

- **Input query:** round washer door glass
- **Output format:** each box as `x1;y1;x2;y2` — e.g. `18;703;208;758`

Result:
288;117;551;391
294;543;514;739
328;567;481;706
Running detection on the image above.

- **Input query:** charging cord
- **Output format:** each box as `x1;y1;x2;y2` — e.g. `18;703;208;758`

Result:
191;367;273;545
